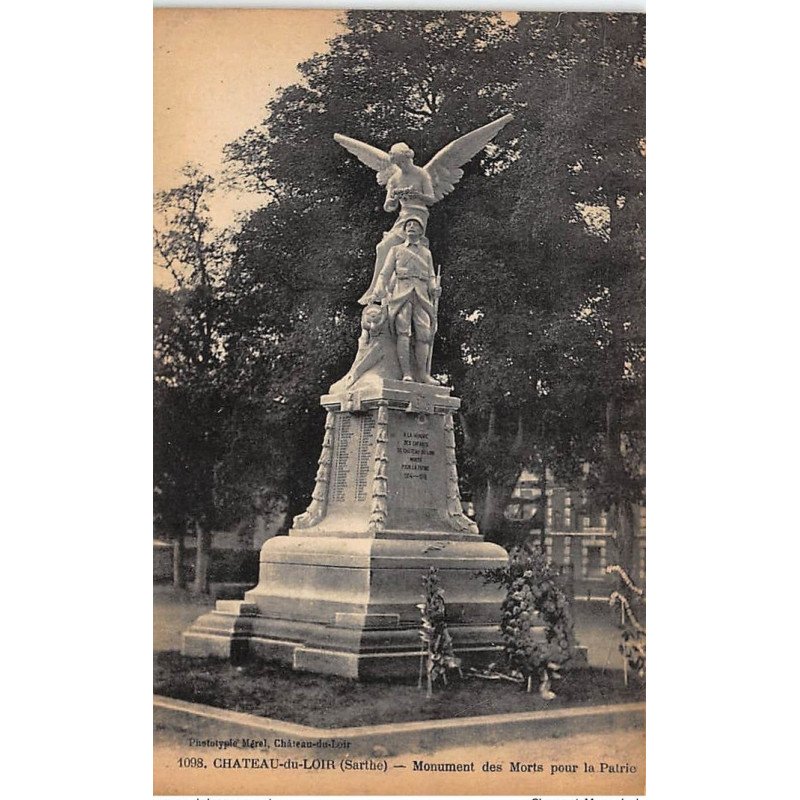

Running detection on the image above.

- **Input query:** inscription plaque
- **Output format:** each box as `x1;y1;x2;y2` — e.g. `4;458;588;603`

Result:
354;415;375;502
331;415;355;503
397;428;435;481
386;410;446;514
330;413;376;505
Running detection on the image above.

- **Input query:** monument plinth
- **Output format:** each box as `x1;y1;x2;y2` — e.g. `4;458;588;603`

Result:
183;380;508;678
183;114;517;678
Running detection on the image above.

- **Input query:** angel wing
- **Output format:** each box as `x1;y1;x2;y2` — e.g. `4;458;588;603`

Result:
423;113;514;202
333;133;397;186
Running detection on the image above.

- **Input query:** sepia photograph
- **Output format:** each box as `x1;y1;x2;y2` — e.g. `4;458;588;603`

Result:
153;7;646;795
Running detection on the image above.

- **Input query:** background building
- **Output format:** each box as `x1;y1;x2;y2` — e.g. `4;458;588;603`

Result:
506;470;646;599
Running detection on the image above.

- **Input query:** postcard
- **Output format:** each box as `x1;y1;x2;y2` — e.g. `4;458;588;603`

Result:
154;7;646;796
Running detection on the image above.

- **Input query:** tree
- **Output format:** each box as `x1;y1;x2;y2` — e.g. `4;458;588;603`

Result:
218;11;645;552
154;165;228;593
423;14;646;542
510;13;646;574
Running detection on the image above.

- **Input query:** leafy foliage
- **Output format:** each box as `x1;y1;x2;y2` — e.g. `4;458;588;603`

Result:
510;14;646;562
153;168;227;538
606;564;646;684
483;544;576;697
417;567;462;697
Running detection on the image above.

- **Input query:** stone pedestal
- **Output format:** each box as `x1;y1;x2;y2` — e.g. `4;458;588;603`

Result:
182;380;513;679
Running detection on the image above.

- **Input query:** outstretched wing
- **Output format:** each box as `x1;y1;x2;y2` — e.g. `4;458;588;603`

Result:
333;133;396;186
423;114;514;202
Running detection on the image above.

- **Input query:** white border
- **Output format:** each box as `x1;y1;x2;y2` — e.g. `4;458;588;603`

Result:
8;1;797;798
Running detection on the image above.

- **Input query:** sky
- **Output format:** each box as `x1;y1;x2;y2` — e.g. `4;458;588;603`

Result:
152;7;595;288
154;7;344;250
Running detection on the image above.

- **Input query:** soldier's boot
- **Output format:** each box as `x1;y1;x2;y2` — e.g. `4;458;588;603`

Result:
397;335;414;382
415;340;439;385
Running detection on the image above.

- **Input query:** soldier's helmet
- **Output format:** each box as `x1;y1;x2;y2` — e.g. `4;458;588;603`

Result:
402;217;425;236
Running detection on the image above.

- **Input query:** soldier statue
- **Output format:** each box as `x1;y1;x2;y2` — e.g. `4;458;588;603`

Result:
332;113;513;387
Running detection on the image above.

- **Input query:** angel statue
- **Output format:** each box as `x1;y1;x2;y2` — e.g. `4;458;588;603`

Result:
333;113;513;307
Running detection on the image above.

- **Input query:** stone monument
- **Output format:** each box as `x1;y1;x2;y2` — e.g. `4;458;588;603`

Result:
183;115;516;679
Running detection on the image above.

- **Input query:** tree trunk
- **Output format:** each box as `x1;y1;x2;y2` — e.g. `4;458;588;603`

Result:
279;492;306;535
605;391;636;582
477;479;505;539
614;500;636;580
478;407;504;539
172;532;185;589
538;459;548;549
605;178;642;591
192;521;213;595
477;471;524;543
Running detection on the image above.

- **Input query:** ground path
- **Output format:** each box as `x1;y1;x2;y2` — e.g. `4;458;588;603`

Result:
154;584;643;794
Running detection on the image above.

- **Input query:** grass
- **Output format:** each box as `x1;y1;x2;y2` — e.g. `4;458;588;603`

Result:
154;652;644;728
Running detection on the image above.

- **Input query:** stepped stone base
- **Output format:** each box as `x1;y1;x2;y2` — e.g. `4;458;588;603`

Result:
182;535;516;679
183;380;534;679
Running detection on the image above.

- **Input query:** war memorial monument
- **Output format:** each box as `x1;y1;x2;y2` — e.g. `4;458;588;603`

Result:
182;115;523;679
